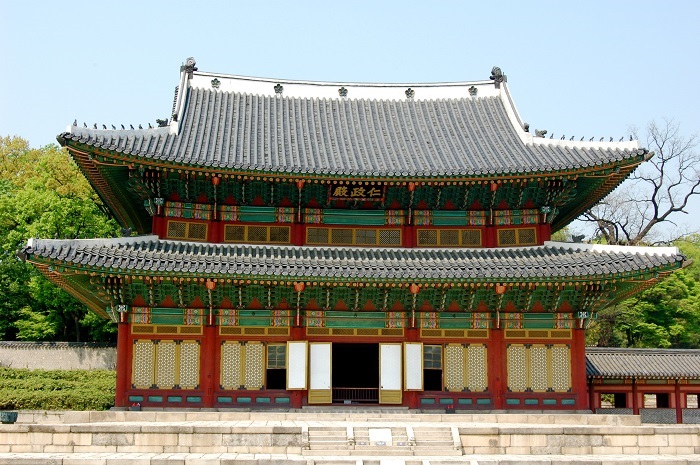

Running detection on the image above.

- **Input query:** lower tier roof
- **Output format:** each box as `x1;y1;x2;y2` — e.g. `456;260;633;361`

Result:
22;237;684;283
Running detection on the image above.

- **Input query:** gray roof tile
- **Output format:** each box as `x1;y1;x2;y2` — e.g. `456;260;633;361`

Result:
24;237;683;281
586;348;700;379
59;87;643;177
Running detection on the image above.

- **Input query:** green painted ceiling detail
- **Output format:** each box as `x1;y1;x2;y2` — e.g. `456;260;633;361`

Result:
67;142;639;235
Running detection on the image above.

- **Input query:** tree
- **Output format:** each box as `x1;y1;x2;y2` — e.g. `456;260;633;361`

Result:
0;136;120;342
587;236;700;348
582;119;700;245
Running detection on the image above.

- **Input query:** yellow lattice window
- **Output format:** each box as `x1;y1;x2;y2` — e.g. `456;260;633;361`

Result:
132;340;154;389
417;229;482;247
167;221;186;239
225;225;245;242
245;342;265;389
440;229;459;246
518;228;537;245
497;227;537;246
506;344;571;393
418;230;438;246
461;229;482;246
219;341;266;390
269;226;290;243
306;227;401;246
166;220;209;242
551;345;571;392
178;341;200;389
131;339;200;390
188;223;208;241
307;227;330;244
530;345;548;391
498;229;517;246
355;229;376;245
156;341;177;389
507;344;528;392
248;226;267;242
444;343;488;392
220;341;242;390
379;229;401;245
444;344;464;392
223;225;291;244
331;228;353;244
466;345;488;391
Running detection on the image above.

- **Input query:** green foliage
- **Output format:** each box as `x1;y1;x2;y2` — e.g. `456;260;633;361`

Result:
80;311;117;342
0;367;115;410
588;235;700;348
0;136;120;342
15;307;56;341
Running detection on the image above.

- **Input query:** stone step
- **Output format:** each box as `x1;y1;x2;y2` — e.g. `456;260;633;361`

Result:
16;410;644;426
0;453;699;464
309;442;352;451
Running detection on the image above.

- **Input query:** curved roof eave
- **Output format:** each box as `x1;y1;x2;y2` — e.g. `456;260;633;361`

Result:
58;63;643;181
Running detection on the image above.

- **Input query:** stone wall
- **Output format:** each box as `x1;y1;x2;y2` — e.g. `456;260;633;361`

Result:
0;341;117;370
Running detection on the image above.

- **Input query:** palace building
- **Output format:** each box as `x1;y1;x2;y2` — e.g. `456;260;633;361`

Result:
22;59;686;410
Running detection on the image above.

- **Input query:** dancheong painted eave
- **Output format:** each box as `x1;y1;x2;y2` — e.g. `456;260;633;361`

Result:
22;237;685;284
57;59;647;180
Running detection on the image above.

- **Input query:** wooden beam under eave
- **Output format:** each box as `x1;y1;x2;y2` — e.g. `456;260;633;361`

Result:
29;261;110;319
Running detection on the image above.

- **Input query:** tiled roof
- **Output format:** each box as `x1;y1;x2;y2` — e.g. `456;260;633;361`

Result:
586;347;700;379
23;237;683;281
58;69;644;178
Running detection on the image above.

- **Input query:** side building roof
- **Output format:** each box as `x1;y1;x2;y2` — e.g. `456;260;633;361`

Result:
586;347;700;380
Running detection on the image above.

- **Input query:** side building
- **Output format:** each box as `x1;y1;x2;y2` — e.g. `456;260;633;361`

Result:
21;60;686;410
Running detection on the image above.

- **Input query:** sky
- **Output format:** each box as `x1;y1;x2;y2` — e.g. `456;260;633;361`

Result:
2;0;699;236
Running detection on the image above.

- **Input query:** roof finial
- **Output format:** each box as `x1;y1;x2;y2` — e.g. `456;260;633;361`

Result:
183;57;197;78
535;129;547;138
490;66;506;88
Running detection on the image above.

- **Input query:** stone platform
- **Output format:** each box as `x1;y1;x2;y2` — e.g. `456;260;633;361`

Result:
0;410;698;464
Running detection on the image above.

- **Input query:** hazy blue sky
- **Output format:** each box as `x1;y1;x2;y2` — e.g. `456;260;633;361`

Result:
2;0;699;234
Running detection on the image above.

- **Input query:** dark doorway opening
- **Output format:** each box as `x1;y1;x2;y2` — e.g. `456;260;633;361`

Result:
332;343;379;403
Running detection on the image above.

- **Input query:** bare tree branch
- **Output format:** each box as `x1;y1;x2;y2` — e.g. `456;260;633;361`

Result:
580;119;700;245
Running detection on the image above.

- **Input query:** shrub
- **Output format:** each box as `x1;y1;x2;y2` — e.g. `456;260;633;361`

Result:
0;367;115;410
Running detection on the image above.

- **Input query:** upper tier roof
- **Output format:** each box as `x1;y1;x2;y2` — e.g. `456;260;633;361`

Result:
58;61;644;179
23;237;683;282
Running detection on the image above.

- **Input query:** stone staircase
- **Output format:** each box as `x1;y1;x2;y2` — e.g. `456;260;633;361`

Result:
0;410;697;464
305;425;460;456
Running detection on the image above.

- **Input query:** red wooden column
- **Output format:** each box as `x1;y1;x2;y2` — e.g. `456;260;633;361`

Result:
402;225;415;248
152;215;167;238
489;328;505;409
114;321;129;407
292;223;306;246
632;379;640;414
200;324;217;408
571;329;588;410
483;226;497;248
675;381;683;424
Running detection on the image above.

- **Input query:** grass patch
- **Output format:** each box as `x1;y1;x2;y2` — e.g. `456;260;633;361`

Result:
0;367;115;410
